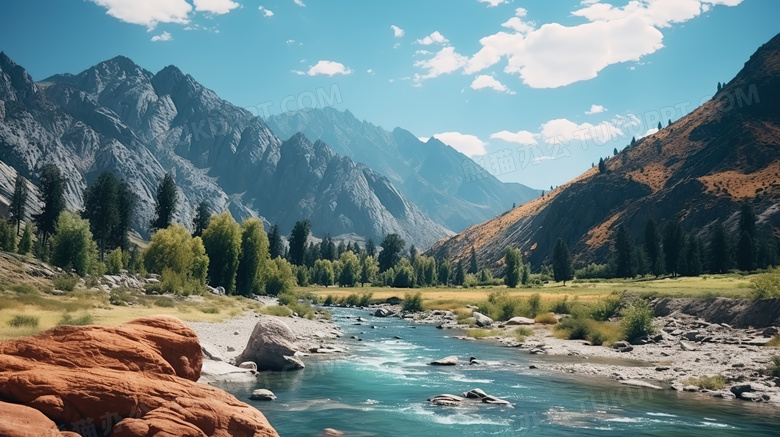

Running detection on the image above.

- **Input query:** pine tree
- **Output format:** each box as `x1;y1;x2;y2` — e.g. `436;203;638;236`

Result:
454;260;465;286
709;222;730;273
668;119;673;127
552;238;574;285
365;238;376;258
378;233;405;272
663;219;685;277
33;164;66;247
192;201;210;238
683;234;702;276
644;218;664;277
151;173;177;232
320;233;336;261
657;121;662;131
717;82;722;92
83;171;120;261
409;244;418;265
613;147;619;156
469;246;479;274
736;204;757;271
268;224;283;259
9;174;28;235
438;259;452;286
504;247;522;288
287;220;311;266
631;136;636;146
17;221;34;255
613;225;637;278
112;180;135;251
598;157;607;174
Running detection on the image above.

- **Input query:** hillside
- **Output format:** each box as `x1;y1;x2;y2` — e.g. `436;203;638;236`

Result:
428;32;780;270
0;54;450;248
266;108;540;232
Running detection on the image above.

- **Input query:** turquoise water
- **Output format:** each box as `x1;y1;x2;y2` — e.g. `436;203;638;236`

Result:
218;308;780;436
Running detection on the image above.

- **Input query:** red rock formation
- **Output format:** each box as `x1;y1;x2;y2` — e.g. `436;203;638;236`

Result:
0;400;80;437
0;316;278;437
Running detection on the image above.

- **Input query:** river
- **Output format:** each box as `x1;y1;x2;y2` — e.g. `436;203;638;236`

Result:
217;307;780;436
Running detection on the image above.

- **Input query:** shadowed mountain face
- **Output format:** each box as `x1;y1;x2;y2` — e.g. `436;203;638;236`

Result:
428;32;780;270
266;108;540;232
0;54;450;248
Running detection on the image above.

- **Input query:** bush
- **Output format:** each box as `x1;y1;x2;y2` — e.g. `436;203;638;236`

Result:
199;306;220;314
392;259;415;288
770;356;780;378
402;291;424;312
323;295;335;306
551;296;571;314
159;268;205;296
52;275;79;292
752;268;780;299
467;328;498;338
534;312;558;325
504;247;522;288
50;212;99;276
575;263;612;279
589;292;623;321
265;258;296;296
7;315;39;327
358;291;373;307
260;305;293;317
105;248;124;275
528;293;542;316
153;296;176;308
621;300;655;342
58;313;93;326
556;316;593;340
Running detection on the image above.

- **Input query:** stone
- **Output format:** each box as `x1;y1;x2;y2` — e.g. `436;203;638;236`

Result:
506;317;535;325
481;395;511;405
0;400;81;437
462;388;488;399
655;366;671;371
201;343;225;362
740;392;763;402
428;394;463;406
236;317;305;371
250;389;277;401
322;429;344;436
0;316;278;436
612;341;630;349
374;308;392;317
239;361;258;371
619;380;663;390
711;390;737;399
429;355;458;366
473;312;493;327
762;327;779;337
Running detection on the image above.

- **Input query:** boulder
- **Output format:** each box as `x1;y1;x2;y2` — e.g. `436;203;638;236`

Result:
481;395;511;405
762;327;779;337
462;388;488;399
428;394;463;406
473;312;493;327
611;341;630;349
374;308;392;317
236;317;305;371
506;317;535;325
239;361;258;371
250;389;277;401
429;355;458;366
0;316;278;436
0;400;81;437
201;343;225;362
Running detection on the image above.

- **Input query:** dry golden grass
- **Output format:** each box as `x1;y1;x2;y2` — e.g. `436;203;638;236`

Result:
627;162;672;193
584;211;622;249
698;160;780;199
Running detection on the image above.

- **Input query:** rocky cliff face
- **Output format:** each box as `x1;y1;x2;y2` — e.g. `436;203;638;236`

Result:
0;316;278;436
0;54;449;247
266;107;540;232
428;32;780;270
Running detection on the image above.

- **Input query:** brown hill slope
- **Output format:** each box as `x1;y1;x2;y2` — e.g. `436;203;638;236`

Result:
428;32;780;271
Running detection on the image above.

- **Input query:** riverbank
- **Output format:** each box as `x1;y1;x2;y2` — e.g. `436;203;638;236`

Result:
393;304;780;405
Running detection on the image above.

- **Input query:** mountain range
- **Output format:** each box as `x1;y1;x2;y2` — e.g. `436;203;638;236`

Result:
428;32;780;270
0;54;451;248
266;107;540;233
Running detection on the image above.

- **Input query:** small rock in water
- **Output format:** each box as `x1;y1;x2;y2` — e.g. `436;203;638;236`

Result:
462;388;488;399
429;356;458;366
428;394;463;406
322;429;344;436
238;361;258;371
250;389;277;401
481;395;511;405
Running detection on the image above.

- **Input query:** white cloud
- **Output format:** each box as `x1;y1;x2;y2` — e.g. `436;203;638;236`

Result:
490;130;538;145
304;60;353;76
414;46;468;81
293;0;306;7
432;132;487;156
478;0;508;7
258;6;274;17
89;0;192;28
391;25;405;38
416;31;449;45
470;74;510;93
460;0;744;88
150;31;173;42
193;0;238;15
586;104;606;114
367;69;374;74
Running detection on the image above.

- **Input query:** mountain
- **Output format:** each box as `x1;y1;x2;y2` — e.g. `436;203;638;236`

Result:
266;107;540;232
428;32;780;270
0;54;450;248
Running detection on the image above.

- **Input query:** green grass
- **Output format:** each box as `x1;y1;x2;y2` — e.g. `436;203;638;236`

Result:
467;328;500;338
684;375;727;390
258;305;293;317
534;312;558;324
52;275;79;292
766;335;780;347
770;356;780;378
57;313;94;326
7;315;39;328
199;306;220;314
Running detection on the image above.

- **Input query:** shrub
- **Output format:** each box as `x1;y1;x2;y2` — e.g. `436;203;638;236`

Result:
575;263;612;279
528;293;542;316
551;296;571;314
105;248;124;275
402;291;424;312
621;300;655;342
504;247;522;288
7;315;39;327
159;268;205;296
50;212;99;276
467;328;498;338
358;291;373;307
260;305;293;317
534;312;558;325
555;316;593;340
153;297;176;308
323;295;335;306
58;313;93;326
199;306;220;314
752;268;780;299
52;275;79;292
589;292;623;321
684;375;727;390
770;356;780;378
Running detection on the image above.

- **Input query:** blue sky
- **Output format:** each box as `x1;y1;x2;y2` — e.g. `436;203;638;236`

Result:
0;0;778;190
